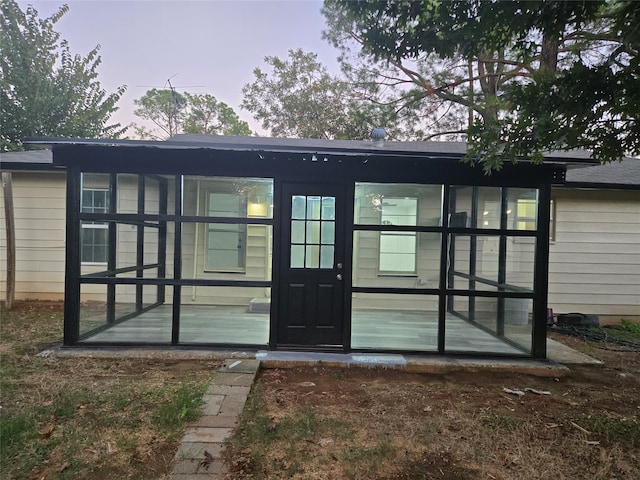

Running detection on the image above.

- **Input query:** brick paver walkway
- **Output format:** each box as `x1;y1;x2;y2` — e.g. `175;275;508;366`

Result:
169;359;260;479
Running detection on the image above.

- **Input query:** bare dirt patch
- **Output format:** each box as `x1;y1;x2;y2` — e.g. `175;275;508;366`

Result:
226;346;640;479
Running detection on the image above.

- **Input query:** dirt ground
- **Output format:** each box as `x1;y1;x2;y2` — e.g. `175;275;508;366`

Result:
225;335;640;479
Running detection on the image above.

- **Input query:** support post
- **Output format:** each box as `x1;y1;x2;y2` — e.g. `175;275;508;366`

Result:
2;172;16;310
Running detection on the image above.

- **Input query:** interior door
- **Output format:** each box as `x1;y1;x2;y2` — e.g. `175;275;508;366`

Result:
277;183;346;347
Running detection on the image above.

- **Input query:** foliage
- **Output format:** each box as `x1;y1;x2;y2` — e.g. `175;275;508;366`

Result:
153;382;207;436
133;88;187;140
242;47;466;141
323;0;638;172
0;0;126;151
133;88;251;140
241;48;371;140
618;318;640;335
183;93;251;136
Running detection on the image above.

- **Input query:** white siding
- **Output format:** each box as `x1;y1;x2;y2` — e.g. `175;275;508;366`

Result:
0;171;66;300
548;189;640;316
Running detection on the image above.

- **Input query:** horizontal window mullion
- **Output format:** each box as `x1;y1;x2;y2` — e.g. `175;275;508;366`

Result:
445;289;533;298
81;263;161;278
354;224;441;232
180;215;273;225
79;277;272;288
352;286;439;295
447;227;537;236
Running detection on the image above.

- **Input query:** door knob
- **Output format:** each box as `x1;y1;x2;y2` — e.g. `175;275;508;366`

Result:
336;274;343;280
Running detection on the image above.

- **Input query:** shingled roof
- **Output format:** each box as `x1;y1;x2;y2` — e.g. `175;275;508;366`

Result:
0;149;55;170
565;157;640;189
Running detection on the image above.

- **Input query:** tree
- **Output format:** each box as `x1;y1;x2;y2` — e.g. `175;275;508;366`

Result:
132;89;251;140
242;48;467;142
182;93;251;136
0;0;126;151
323;0;638;171
132;88;187;140
241;48;365;140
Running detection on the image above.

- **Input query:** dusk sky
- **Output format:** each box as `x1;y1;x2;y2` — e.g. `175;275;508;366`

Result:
17;0;343;136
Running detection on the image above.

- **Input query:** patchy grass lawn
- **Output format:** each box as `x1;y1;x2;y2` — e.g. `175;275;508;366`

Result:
225;323;640;479
0;303;216;480
2;304;639;480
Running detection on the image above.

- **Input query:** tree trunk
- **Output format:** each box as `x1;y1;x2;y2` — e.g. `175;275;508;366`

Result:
2;172;16;310
540;31;560;73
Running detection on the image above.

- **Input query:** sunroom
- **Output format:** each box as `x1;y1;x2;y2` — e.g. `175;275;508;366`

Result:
39;135;574;358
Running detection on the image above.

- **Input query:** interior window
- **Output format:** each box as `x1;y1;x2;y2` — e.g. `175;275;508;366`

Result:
379;197;418;274
81;186;109;264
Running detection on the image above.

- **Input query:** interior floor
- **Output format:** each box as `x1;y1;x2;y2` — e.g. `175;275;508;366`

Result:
82;305;529;355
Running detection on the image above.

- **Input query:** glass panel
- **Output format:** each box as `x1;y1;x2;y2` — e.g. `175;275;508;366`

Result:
321;221;335;244
508;188;538;231
355;183;443;226
206;223;246;271
292;196;306;219
353;232;441;288
143;175;159;215
179;286;270;345
306;220;320;244
320;246;334;269
116;174;139;214
291;245;305;268
445;296;529;355
448;234;534;293
79;283;108;337
381;198;417;226
449;186;502;229
182;223;271;280
305;245;319;268
477;187;502;229
182;176;274;219
506;238;535;290
79;284;173;344
291;220;305;243
321;196;335;220
504;298;533;353
351;293;438;351
448;234;500;290
306;196;321;220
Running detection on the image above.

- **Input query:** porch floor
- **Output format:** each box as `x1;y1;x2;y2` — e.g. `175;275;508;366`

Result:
83;305;528;355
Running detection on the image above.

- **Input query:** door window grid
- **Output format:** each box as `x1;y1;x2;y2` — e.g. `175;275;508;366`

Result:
290;195;335;269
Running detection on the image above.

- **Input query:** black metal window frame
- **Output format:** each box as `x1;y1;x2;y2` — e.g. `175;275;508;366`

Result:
351;183;551;358
65;171;274;347
59;145;559;358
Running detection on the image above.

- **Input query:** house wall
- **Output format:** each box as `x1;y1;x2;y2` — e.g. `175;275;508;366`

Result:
0;171;66;301
548;188;640;317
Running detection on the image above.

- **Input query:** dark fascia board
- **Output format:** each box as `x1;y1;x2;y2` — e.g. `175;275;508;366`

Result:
23;136;601;167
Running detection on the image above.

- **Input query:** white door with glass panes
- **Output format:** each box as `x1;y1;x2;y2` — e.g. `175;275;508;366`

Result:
206;193;247;272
